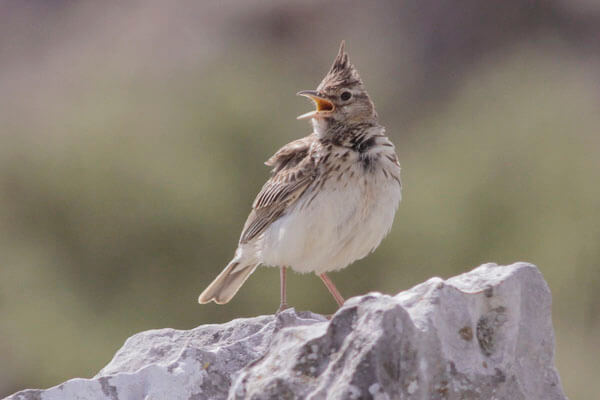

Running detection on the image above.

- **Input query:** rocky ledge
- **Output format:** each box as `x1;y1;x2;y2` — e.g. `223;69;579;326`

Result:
6;263;567;400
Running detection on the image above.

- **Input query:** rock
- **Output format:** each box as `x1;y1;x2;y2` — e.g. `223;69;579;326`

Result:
5;263;567;400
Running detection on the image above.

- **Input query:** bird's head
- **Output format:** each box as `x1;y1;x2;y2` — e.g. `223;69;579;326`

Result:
297;41;377;132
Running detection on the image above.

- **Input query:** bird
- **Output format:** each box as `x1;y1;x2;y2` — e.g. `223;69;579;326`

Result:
198;41;402;312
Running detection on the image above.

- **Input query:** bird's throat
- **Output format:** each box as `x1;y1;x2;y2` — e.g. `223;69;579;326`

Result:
311;117;331;139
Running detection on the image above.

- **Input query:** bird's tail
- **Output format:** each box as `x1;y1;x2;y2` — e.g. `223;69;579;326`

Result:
198;259;258;305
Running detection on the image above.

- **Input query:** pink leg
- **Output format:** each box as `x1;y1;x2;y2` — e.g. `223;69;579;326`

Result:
277;267;289;313
319;273;345;307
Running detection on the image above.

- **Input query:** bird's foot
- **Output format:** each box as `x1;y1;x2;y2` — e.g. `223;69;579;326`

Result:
276;303;290;314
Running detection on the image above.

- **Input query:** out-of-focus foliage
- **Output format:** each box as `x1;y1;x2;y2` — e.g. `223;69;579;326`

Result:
1;1;599;398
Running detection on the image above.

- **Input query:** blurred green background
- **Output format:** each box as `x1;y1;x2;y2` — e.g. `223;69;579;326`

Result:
1;1;599;398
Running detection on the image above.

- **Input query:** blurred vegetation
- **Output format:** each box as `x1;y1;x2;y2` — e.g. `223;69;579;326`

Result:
1;1;599;398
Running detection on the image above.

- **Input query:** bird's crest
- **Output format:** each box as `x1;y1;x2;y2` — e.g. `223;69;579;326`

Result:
317;41;363;91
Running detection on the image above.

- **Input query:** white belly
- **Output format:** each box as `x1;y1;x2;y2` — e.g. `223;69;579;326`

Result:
260;164;401;274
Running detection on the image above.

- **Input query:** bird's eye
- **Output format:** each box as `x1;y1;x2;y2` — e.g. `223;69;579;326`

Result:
340;91;352;101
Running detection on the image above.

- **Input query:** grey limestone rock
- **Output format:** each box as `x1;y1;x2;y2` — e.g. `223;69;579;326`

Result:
5;262;567;400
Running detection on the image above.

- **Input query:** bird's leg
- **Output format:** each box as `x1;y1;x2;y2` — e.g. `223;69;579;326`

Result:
277;266;289;313
319;273;345;307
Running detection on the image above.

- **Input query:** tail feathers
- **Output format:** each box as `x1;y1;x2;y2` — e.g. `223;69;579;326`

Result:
198;260;258;305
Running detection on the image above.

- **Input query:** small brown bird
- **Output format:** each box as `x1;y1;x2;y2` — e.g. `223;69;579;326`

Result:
198;41;402;311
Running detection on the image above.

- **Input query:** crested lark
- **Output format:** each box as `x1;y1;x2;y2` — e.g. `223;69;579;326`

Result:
199;41;402;311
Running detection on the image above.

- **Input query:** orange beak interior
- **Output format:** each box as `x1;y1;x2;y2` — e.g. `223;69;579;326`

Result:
297;91;335;119
315;97;334;112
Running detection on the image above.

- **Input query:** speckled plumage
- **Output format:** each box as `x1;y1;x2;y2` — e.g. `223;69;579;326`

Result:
199;42;402;307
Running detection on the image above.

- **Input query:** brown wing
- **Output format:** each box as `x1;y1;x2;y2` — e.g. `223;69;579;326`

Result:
264;135;312;173
239;136;317;244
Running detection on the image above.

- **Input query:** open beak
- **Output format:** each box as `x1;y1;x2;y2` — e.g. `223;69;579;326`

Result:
296;90;335;120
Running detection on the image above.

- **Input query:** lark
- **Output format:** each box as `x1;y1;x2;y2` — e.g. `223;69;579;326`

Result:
199;41;402;311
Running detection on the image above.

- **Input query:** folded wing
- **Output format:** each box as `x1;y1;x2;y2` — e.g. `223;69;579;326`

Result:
240;136;317;244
